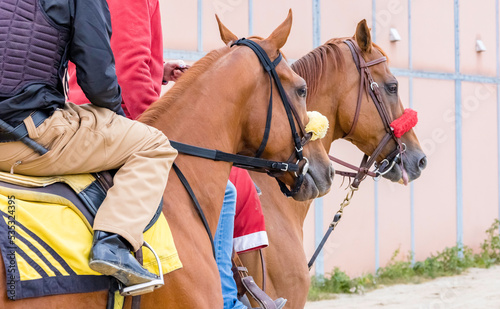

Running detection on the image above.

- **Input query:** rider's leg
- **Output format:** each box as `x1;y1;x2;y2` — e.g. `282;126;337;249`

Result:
214;181;247;309
0;103;177;285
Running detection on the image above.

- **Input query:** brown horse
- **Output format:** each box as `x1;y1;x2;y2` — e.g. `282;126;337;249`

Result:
235;20;427;308
0;11;335;308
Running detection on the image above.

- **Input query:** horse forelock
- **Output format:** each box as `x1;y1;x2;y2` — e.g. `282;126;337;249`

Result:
291;39;389;102
139;46;231;125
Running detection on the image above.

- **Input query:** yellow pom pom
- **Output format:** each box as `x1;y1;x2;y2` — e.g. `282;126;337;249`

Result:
305;111;329;141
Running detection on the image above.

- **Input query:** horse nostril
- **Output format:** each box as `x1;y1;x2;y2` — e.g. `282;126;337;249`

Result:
418;155;427;170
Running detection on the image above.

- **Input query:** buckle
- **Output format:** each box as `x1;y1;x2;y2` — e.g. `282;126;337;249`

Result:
280;163;289;172
370;81;379;91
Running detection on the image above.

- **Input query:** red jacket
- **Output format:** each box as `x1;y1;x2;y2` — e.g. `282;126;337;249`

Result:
230;167;268;253
67;0;164;120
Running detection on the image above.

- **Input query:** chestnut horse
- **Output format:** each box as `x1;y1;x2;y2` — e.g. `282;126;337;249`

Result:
0;11;334;308
235;20;427;308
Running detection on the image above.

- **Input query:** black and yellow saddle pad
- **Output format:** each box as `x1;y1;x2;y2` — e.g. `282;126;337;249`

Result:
0;171;182;300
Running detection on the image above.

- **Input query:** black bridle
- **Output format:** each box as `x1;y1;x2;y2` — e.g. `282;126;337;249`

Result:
232;38;313;196
172;38;312;197
172;37;314;258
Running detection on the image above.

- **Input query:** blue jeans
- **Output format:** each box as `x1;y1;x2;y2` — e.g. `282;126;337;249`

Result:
215;181;247;309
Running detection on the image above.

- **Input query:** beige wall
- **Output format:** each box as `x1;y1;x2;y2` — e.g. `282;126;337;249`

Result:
158;0;500;277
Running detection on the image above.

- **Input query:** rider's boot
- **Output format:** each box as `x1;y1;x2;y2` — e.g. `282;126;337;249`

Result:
89;231;159;286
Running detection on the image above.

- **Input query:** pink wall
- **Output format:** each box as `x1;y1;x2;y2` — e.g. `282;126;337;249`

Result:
158;0;500;277
412;0;455;73
462;81;498;250
412;78;457;261
460;0;496;76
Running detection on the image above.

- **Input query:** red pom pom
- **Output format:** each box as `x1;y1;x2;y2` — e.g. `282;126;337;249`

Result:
390;108;418;138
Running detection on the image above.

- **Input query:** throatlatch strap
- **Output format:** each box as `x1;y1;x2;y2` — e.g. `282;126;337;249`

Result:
173;163;215;258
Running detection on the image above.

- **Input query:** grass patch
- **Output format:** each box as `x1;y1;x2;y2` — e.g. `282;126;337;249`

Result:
308;219;500;301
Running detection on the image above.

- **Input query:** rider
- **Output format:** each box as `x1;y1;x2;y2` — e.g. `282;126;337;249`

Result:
0;0;177;287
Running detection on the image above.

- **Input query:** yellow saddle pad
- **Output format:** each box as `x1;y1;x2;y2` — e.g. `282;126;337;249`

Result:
0;171;182;300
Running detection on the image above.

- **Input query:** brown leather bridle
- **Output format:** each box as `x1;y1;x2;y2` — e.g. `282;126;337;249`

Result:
330;39;407;189
308;39;412;269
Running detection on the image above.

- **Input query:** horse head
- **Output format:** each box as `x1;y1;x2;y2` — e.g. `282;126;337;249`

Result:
334;19;427;184
179;10;333;201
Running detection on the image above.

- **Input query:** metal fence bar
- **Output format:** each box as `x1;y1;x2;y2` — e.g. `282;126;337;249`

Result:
390;69;500;84
312;0;321;48
248;0;254;36
372;0;380;272
496;0;500;228
454;0;464;256
314;198;325;277
197;0;203;52
312;0;324;278
408;0;416;266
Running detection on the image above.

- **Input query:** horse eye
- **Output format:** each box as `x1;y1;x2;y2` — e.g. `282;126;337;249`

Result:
386;83;398;94
297;87;307;98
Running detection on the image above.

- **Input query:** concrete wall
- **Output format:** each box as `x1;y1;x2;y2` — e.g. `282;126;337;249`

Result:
158;0;500;277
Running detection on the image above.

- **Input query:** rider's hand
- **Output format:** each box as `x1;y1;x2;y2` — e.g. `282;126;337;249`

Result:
163;60;189;85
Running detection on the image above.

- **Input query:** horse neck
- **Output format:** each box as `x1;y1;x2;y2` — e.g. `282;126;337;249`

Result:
142;69;248;232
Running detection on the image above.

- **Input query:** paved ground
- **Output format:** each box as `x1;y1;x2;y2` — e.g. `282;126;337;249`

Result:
304;266;500;309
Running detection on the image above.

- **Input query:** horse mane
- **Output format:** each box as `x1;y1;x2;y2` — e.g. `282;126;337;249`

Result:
291;37;388;100
139;46;231;125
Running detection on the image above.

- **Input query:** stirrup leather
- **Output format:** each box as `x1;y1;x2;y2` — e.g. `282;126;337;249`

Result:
233;251;277;309
119;241;164;296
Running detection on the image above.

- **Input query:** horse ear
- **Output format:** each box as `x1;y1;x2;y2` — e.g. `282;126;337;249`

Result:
265;9;293;50
355;19;372;53
216;14;238;45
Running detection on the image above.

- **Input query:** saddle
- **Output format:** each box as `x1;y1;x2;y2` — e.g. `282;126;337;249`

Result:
0;170;182;301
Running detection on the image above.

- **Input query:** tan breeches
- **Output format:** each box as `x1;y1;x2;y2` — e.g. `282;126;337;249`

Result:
0;103;177;251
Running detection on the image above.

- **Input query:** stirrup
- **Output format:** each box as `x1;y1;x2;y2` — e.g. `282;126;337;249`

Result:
119;241;164;296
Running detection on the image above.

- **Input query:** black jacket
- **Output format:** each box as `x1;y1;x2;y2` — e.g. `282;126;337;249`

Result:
0;0;123;126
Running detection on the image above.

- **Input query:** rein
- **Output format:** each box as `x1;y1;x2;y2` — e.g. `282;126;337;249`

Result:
308;39;417;269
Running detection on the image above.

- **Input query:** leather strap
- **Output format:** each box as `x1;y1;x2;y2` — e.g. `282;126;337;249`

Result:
308;212;342;269
130;249;144;309
232;251;276;309
170;141;299;173
173;163;215;258
259;249;267;292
